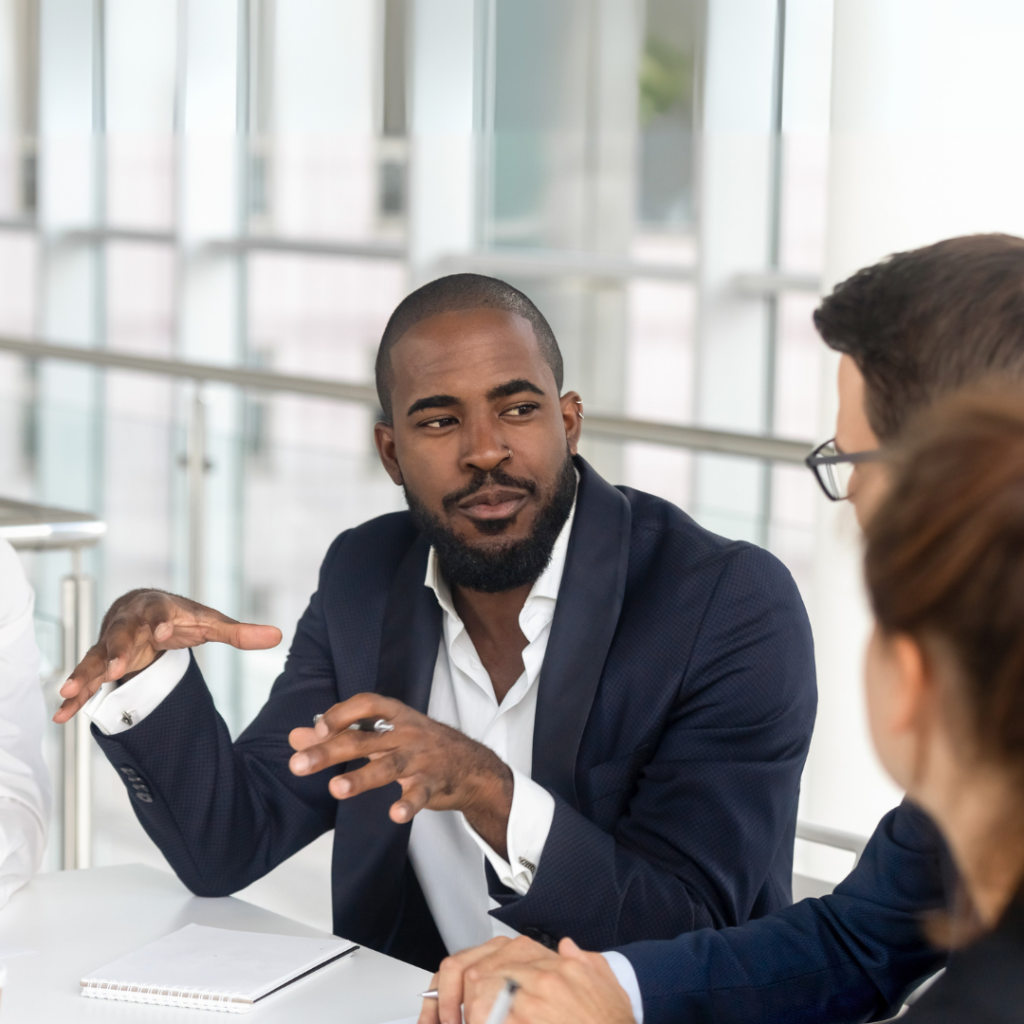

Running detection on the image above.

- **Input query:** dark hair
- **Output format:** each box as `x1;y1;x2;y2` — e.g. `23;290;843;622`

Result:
814;234;1024;441
865;386;1024;771
374;273;564;423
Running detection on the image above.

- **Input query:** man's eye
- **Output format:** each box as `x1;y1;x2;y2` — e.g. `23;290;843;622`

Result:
422;416;458;429
506;403;538;417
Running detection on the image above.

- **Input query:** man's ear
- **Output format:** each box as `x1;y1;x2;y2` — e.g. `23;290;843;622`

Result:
373;421;404;485
560;391;584;455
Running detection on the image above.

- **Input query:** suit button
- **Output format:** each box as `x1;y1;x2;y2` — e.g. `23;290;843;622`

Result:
136;792;153;803
120;766;141;781
131;783;149;791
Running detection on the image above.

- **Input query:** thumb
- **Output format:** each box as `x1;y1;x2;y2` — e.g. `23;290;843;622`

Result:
198;617;282;650
558;937;586;961
232;623;283;650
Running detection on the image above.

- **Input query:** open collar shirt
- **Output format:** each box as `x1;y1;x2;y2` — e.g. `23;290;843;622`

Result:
406;502;574;953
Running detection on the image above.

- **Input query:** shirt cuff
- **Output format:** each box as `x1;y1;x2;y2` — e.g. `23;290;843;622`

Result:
83;647;191;736
601;951;644;1024
464;767;555;895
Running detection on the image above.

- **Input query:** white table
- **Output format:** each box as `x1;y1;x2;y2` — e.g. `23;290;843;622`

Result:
0;864;431;1022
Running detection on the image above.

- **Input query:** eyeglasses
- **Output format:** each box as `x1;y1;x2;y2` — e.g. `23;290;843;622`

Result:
805;438;883;502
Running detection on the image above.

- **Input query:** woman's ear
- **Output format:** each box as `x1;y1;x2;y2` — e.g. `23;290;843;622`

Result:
866;628;932;793
889;633;930;734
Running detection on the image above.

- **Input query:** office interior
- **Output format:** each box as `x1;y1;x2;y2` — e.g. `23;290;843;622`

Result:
1;0;1023;935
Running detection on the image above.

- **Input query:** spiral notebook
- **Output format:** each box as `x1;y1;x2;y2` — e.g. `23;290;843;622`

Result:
80;923;359;1013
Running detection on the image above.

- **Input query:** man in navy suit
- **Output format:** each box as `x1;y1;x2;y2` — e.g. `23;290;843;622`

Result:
55;273;816;973
438;234;1024;1024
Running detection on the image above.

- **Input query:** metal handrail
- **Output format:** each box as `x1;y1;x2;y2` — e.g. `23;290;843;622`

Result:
0;219;828;294
434;248;697;283
0;497;106;549
796;820;869;867
0;335;814;464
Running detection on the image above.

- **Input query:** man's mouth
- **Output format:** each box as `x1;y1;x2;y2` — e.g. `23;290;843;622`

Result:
457;487;530;521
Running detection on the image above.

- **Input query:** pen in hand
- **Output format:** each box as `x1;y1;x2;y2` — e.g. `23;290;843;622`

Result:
311;714;394;733
420;979;519;1024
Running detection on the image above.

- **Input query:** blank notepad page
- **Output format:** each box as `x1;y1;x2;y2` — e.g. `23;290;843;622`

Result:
81;923;358;1013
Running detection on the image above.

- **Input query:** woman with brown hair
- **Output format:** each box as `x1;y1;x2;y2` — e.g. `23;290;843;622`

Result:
862;386;1024;1020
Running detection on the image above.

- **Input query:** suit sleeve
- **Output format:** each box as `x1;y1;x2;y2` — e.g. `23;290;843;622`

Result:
90;539;348;897
618;801;951;1024
492;545;817;947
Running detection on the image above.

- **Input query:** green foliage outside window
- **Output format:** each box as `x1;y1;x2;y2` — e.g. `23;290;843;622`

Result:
639;37;692;126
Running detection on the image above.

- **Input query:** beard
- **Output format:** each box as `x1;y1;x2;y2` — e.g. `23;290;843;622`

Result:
404;451;577;594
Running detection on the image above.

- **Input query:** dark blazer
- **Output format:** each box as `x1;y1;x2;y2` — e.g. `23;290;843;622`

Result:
619;799;955;1024
93;457;816;972
904;890;1024;1023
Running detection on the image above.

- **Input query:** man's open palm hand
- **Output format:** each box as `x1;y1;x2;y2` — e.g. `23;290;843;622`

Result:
54;589;282;724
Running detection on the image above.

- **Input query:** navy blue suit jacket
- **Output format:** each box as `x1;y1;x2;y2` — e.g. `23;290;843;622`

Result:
93;457;816;972
620;799;954;1023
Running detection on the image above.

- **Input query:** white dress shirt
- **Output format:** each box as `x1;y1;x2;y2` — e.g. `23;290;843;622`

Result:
0;539;51;908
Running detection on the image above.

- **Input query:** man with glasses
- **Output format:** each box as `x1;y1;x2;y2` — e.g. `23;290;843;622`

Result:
425;233;1024;1024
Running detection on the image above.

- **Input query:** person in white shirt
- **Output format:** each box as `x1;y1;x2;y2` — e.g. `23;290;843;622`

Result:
53;274;815;976
0;538;51;907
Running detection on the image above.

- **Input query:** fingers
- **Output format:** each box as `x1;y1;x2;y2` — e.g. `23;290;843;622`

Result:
314;693;405;737
463;974;509;1024
435;938;512;1024
53;621;152;723
417;972;441;1024
389;778;431;823
287;722;389;775
326;753;411;801
53;589;282;725
287;693;409;773
203;619;282;651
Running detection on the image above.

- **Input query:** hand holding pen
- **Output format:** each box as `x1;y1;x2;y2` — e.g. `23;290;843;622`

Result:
287;693;514;853
418;935;636;1024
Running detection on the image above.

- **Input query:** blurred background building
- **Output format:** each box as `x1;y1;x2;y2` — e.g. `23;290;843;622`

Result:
1;0;1023;930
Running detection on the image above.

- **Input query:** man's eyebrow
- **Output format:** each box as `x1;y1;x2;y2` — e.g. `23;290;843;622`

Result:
486;378;545;401
406;394;460;416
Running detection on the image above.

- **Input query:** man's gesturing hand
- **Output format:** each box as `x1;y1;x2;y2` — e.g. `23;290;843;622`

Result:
288;694;513;853
54;589;282;724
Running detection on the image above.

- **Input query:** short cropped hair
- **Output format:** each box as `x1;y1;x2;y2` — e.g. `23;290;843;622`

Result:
374;273;563;424
814;234;1024;441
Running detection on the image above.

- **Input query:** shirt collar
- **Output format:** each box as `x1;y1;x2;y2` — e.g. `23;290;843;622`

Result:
424;492;577;623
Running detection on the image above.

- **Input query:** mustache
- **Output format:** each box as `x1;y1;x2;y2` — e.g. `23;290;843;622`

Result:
441;468;538;514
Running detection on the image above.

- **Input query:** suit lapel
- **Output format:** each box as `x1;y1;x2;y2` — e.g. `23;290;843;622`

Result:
532;457;631;808
376;535;441;712
331;535;441;956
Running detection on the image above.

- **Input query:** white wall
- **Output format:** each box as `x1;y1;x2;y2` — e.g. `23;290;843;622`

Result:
801;0;1024;851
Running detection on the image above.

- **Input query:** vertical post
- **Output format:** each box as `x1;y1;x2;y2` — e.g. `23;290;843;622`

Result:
187;386;206;604
692;0;778;543
758;0;786;548
61;548;94;870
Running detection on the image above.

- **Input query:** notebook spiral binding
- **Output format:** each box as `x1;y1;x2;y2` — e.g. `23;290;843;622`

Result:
81;978;252;1013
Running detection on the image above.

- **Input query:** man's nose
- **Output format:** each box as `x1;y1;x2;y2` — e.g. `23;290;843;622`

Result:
461;418;510;473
